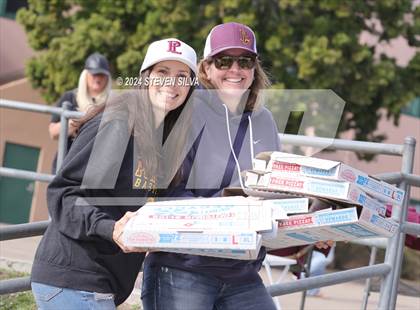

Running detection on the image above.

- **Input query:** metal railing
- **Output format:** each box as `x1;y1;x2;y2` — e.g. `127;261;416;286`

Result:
277;134;419;310
0;99;83;171
0;99;82;295
0;99;419;310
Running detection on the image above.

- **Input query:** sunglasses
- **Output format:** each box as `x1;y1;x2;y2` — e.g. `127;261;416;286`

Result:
212;55;256;70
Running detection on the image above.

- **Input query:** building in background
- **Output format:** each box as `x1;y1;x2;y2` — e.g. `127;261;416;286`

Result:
0;3;418;224
317;103;420;205
0;1;56;224
319;26;420;206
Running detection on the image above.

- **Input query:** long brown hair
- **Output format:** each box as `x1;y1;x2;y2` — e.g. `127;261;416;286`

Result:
197;57;270;112
73;67;195;188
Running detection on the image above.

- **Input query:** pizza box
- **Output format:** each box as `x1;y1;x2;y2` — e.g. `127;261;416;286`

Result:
132;196;272;232
252;151;404;206
123;227;259;250
245;171;388;216
154;235;263;260
262;207;398;249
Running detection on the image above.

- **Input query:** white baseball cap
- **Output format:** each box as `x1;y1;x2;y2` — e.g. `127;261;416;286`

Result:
140;38;197;75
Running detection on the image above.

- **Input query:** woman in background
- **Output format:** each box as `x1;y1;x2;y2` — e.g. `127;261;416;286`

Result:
49;53;112;173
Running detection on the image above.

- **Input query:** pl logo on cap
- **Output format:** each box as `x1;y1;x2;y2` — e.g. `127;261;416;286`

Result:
167;40;182;54
240;28;251;45
140;38;197;74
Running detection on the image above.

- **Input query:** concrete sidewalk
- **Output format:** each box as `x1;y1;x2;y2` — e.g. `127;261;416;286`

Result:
1;236;419;310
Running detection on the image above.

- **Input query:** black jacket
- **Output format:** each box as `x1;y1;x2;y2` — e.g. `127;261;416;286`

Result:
31;113;150;306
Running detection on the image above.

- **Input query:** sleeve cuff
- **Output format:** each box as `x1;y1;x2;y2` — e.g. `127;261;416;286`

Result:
94;219;116;242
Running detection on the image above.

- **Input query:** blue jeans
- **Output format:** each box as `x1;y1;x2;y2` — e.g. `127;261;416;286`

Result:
31;282;116;310
301;247;335;296
141;265;276;310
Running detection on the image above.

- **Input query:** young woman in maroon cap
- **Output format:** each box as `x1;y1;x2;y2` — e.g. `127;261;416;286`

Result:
141;22;278;310
141;22;333;310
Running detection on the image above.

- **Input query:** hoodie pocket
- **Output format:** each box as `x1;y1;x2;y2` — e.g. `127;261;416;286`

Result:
35;231;72;267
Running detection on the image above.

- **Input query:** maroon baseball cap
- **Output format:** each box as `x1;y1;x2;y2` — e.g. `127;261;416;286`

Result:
203;22;257;58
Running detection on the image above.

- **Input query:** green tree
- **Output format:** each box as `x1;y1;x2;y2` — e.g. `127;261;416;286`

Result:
18;0;419;148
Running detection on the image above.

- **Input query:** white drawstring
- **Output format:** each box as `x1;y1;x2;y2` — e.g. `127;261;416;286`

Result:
248;115;254;161
223;104;246;190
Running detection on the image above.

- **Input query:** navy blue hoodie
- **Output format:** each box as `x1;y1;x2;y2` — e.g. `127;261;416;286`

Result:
145;89;280;284
31;112;152;306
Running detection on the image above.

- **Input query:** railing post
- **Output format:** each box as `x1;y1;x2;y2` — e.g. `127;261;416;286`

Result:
361;246;377;310
56;101;71;171
389;137;416;309
378;136;416;309
299;248;313;310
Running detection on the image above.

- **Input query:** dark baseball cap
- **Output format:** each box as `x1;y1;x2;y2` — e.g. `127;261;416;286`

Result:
84;53;110;75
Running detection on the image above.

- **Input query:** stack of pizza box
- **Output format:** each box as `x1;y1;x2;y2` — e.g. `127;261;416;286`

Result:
244;151;402;249
121;152;403;259
122;196;266;260
122;195;314;260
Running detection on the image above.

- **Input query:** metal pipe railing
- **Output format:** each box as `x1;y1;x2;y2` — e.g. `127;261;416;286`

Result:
374;172;420;187
0;277;31;295
0;167;54;183
389;137;416;309
268;263;391;296
0;99;83;119
373;172;403;184
402;173;420;187
299;247;314;310
400;222;420;236
279;134;404;156
361;246;378;310
379;137;416;309
351;238;388;249
0;99;83;116
0;221;50;241
56;101;71;170
62;110;84;119
0;99;63;115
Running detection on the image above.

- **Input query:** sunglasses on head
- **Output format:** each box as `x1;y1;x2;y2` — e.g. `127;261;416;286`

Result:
212;55;256;70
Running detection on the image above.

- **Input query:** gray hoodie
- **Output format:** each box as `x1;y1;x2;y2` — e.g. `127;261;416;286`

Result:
145;89;281;284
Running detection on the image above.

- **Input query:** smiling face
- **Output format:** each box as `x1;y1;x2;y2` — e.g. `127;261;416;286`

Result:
148;60;191;114
204;48;255;98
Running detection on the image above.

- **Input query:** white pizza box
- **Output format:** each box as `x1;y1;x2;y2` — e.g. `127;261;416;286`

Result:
222;187;306;217
123;227;259;250
155;235;263;260
262;207;398;249
133;196;272;232
245;171;388;216
252;151;405;206
262;198;309;218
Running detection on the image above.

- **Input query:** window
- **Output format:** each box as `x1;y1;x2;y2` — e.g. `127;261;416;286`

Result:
0;0;27;19
402;97;420;119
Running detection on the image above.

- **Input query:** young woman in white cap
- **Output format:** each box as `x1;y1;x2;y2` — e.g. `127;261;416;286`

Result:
30;38;197;309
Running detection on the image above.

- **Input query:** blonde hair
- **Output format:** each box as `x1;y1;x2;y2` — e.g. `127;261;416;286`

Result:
76;69;111;112
197;57;271;111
